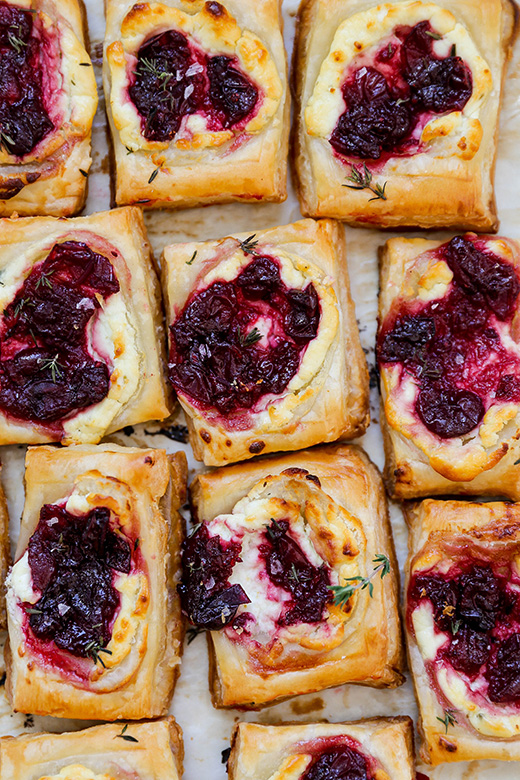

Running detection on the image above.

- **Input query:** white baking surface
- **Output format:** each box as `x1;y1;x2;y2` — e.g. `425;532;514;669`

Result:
0;2;520;778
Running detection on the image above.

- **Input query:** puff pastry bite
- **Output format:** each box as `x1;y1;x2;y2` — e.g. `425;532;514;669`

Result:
103;0;289;208
0;717;183;779
183;444;404;708
5;444;187;720
377;232;520;499
0;0;97;217
162;218;369;466
292;0;517;229
404;498;520;764
0;206;170;446
228;719;414;780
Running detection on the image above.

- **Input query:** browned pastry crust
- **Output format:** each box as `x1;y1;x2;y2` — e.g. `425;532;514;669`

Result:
0;207;171;445
405;499;520;764
378;234;520;500
292;0;518;230
5;444;187;720
0;463;10;629
0;717;184;779
0;0;98;217
103;0;289;208
191;444;404;709
228;719;415;780
162;218;369;466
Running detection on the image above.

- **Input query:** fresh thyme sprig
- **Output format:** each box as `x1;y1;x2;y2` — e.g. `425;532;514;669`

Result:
8;30;27;54
437;709;457;734
39;354;63;383
425;30;442;40
115;724;139;743
239;326;262;347
329;553;391;609
35;269;54;290
85;639;113;668
148;167;160;184
239;234;259;255
343;163;388;201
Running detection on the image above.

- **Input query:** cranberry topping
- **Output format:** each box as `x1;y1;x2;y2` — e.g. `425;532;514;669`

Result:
178;524;249;630
0;2;53;157
25;504;131;659
301;746;369;780
330;20;472;160
410;562;520;700
129;29;258;142
377;235;520;439
0;241;120;425
169;255;320;416
260;519;332;626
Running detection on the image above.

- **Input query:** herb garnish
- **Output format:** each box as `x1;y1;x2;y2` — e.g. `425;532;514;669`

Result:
329;553;391;609
8;30;26;54
79;168;88;177
239;234;259;255
0;129;14;153
35;269;54;290
186;251;197;265
39;354;63;383
187;626;204;644
343;163;388;201
437;709;457;733
425;30;442;39
148;167;160;184
239;326;262;347
115;724;139;743
85;639;113;668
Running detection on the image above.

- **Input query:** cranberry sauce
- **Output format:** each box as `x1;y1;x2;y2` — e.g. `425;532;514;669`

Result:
301;746;370;780
409;562;520;704
377;235;520;439
178;524;250;630
0;241;120;426
129;28;258;142
260;519;332;626
0;2;54;157
169;254;320;417
330;21;472;160
25;504;131;660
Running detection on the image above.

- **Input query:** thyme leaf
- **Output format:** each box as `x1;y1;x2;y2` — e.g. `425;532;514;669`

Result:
186;251;197;265
239;326;262;347
148;167;160;184
239;234;259;255
425;30;442;39
329;553;391;609
38;354;63;383
436;710;457;734
343;163;388;201
8;30;26;54
187;626;204;644
115;724;139;743
85;640;113;668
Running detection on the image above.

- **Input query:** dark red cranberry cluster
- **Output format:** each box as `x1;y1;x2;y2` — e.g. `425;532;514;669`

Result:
301;745;371;780
0;2;54;157
169;254;320;416
26;504;131;659
129;29;258;142
179;519;332;632
259;519;332;626
330;21;472;160
0;241;120;425
377;235;520;439
409;563;520;703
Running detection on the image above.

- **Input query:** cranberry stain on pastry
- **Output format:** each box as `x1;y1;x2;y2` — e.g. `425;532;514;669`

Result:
0;0;96;212
168;238;338;453
180;471;372;686
305;2;491;173
107;2;282;156
0;235;141;444
7;475;149;694
377;233;520;482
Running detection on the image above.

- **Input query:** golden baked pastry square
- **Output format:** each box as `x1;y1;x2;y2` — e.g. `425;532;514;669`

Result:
5;444;187;720
405;498;520;764
184;444;404;709
377;232;520;499
228;719;415;780
292;0;517;229
161;218;369;466
0;206;170;445
0;0;97;217
0;718;183;780
103;0;289;208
